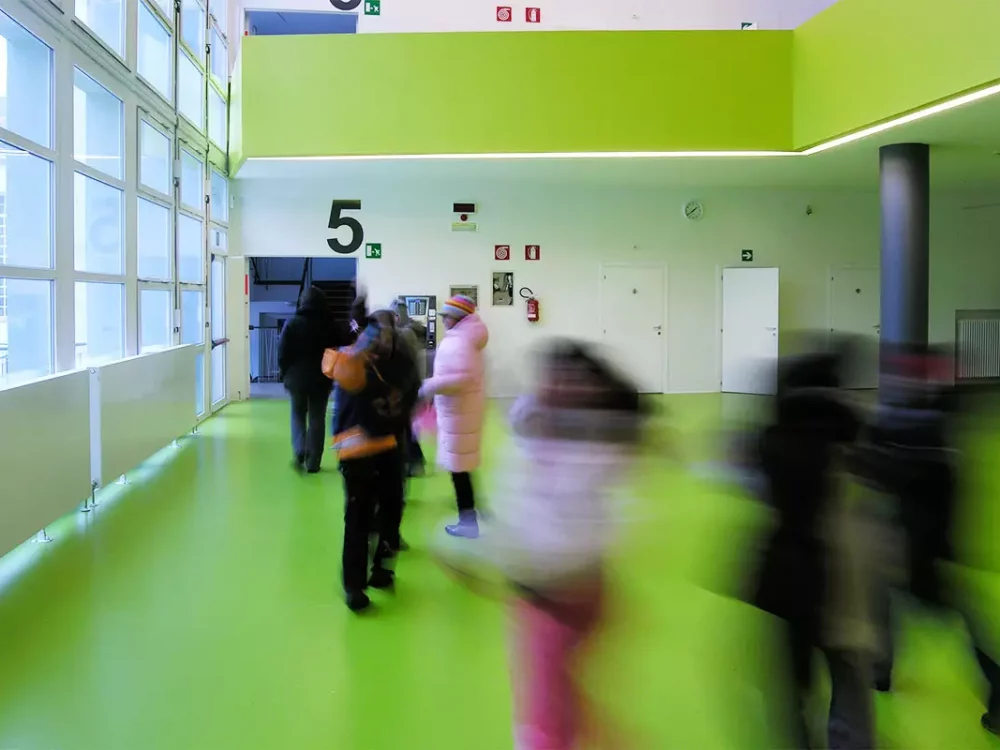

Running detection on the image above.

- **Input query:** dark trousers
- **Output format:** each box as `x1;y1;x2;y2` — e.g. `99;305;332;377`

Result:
452;471;475;514
405;424;425;474
289;384;330;471
341;451;404;594
873;457;1000;717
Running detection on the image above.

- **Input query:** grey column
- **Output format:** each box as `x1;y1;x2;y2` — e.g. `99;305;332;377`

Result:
879;143;930;384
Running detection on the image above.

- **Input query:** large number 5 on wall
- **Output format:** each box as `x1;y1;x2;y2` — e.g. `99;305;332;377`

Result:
327;200;364;254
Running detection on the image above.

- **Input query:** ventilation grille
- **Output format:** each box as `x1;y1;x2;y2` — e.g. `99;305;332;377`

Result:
956;311;1000;381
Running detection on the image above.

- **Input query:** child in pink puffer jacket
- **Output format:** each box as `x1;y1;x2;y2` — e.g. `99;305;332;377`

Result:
419;295;489;538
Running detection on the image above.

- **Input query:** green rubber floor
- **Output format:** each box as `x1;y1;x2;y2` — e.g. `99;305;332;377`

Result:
1;396;999;749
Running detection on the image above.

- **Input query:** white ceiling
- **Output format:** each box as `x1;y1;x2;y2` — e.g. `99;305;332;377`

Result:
237;91;1000;190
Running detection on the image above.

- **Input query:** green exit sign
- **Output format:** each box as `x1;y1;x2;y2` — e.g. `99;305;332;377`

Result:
365;0;381;15
365;243;382;259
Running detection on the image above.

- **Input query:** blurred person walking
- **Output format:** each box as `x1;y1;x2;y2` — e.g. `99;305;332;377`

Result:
278;285;342;473
418;294;489;538
434;341;649;749
858;345;1000;734
393;298;427;477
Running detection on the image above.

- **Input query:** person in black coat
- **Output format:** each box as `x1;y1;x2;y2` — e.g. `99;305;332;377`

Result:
278;286;342;473
748;351;864;749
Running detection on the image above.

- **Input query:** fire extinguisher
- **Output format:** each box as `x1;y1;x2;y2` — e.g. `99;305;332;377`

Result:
520;287;540;323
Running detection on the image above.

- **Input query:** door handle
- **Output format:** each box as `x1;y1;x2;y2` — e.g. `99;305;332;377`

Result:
765;327;777;332
653;325;663;331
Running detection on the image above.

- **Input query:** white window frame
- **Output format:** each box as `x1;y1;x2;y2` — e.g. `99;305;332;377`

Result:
136;0;174;105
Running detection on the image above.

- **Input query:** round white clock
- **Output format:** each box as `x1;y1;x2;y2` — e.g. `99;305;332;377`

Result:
683;200;704;221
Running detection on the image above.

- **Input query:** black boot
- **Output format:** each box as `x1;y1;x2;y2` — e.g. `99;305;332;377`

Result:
345;590;372;613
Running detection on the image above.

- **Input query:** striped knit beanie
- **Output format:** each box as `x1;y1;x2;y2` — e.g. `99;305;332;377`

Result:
441;295;476;321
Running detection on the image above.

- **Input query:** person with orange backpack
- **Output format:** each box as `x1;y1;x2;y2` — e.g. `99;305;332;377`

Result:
323;312;420;612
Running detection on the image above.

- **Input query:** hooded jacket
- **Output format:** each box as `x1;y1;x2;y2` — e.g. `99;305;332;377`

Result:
421;313;489;473
278;287;339;392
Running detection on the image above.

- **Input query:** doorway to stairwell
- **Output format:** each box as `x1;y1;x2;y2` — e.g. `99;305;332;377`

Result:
247;257;357;399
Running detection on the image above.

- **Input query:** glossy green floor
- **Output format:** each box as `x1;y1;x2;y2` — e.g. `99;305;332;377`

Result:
1;396;1000;749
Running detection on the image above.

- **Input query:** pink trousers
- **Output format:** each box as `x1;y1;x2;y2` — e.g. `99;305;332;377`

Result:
512;583;604;750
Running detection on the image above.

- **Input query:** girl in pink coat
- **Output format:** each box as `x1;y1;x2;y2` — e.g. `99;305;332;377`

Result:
419;295;489;538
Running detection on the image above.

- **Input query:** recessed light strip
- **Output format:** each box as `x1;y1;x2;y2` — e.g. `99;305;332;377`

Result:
801;81;1000;156
245;82;1000;165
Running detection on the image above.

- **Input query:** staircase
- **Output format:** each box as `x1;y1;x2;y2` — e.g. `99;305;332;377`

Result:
311;280;355;325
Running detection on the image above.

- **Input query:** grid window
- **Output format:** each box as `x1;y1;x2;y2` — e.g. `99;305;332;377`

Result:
208;87;227;149
178;52;204;129
137;198;171;281
0;10;53;148
210;25;227;85
74;173;124;275
210;226;227;253
0;278;53;387
75;0;124;56
74;281;124;367
138;2;172;102
180;150;204;210
211;344;225;403
181;0;206;56
211;256;224;340
178;214;203;283
209;0;227;37
149;0;172;20
195;351;205;414
210;169;228;223
0;143;53;269
181;289;204;345
139;121;171;195
139;288;173;353
73;69;124;180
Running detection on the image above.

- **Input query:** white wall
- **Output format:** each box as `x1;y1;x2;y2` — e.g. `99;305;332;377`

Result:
233;177;1000;397
231;0;839;62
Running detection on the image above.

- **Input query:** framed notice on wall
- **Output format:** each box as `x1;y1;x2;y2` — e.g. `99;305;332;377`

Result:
492;272;514;306
449;285;479;307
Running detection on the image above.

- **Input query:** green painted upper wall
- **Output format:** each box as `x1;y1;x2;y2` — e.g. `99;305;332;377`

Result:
231;0;999;166
793;0;1000;149
238;31;793;158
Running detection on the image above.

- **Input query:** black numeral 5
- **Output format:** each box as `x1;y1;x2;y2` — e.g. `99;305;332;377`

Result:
327;199;364;254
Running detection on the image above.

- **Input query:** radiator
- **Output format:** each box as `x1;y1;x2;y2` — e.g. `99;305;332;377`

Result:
956;311;1000;382
90;345;198;488
0;370;92;556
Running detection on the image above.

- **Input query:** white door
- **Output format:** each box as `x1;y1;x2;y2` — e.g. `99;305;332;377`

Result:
600;265;665;393
830;268;880;389
722;267;779;395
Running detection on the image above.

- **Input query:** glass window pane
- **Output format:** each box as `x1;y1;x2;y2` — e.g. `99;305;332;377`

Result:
137;198;171;281
178;214;203;283
210;226;227;253
211;344;225;404
209;0;227;36
0;11;53;148
150;0;173;19
139;288;172;353
195;351;205;415
181;0;205;56
75;0;124;56
73;69;124;180
211;256;224;339
180;150;203;210
181;289;204;345
178;52;204;129
210;25;227;85
0;278;52;387
208;87;226;149
75;281;124;367
0;144;52;269
138;2;172;101
74;173;124;275
139;121;171;195
210;170;228;223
